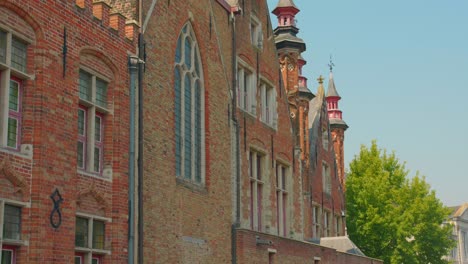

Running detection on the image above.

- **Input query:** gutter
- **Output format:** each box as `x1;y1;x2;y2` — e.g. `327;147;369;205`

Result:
128;55;139;264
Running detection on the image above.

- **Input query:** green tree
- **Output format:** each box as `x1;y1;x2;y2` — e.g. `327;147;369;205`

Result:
346;141;454;264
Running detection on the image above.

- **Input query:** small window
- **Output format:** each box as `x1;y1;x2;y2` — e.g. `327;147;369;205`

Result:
11;37;27;72
237;65;256;114
3;205;21;240
250;15;262;48
260;81;276;127
0;30;6;63
249;150;264;231
75;215;109;263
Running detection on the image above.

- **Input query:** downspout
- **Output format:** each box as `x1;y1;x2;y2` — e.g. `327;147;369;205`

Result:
137;33;145;264
230;9;240;264
128;55;139;264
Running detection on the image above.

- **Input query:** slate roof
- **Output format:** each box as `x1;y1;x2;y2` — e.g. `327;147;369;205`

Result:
275;0;298;9
326;72;340;98
320;236;366;257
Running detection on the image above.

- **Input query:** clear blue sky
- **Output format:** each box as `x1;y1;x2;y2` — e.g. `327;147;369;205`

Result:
267;0;468;206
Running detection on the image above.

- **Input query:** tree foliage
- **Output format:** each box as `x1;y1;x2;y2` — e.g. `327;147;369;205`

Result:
346;141;454;264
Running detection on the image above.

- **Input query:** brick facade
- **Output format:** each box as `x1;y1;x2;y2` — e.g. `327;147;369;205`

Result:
0;1;135;263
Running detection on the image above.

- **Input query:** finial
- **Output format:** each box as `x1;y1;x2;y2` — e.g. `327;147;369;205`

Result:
317;75;324;84
328;55;335;72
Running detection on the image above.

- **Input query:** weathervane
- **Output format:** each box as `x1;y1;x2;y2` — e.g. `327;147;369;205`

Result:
328;54;335;72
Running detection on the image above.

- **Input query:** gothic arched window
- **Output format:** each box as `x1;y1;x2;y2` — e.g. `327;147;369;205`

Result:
174;23;204;184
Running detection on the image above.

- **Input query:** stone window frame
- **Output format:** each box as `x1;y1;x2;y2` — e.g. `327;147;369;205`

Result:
322;161;331;196
323;210;332;237
275;161;290;237
237;59;256;116
249;148;266;232
0;198;30;263
312;205;321;239
77;67;111;179
174;23;206;186
250;14;263;49
74;212;111;264
0;27;33;153
259;77;277;129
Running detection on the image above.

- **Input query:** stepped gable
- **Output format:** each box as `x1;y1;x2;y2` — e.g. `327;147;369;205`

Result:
76;0;139;41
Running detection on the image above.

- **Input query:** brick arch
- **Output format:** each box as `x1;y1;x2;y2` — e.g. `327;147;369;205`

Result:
250;137;267;151
78;48;119;82
276;152;291;164
76;183;109;216
0;156;28;199
0;2;43;40
238;54;254;66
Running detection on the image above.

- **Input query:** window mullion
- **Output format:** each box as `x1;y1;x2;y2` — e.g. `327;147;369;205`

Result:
87;107;96;172
88;218;93;251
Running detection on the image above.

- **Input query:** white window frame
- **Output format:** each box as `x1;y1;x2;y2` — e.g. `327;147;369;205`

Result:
250;15;263;49
0;27;33;152
249;149;265;232
75;212;111;264
276;162;289;237
323;210;331;237
259;78;277;128
237;59;256;115
0;199;29;262
312;206;321;238
77;67;110;179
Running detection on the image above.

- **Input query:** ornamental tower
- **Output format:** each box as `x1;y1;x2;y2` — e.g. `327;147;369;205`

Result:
273;0;314;161
325;66;348;188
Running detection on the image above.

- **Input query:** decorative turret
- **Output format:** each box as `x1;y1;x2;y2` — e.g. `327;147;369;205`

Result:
272;0;305;52
325;62;348;188
273;0;312;162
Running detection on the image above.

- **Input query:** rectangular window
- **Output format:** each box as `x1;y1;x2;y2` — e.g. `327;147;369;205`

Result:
1;201;25;264
77;70;108;175
75;215;109;263
260;81;276;127
10;38;27;73
250;15;262;48
75;217;88;248
249;150;264;231
1;249;13;264
92;220;105;250
0;30;6;64
276;163;288;236
0;30;29;150
237;66;255;114
2;205;21;240
323;211;331;237
335;216;342;236
312;206;320;238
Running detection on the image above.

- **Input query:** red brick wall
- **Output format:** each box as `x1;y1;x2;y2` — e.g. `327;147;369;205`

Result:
140;0;233;262
0;1;135;263
237;229;382;264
